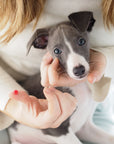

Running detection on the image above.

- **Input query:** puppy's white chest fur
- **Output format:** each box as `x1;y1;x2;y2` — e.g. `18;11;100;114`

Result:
70;82;95;132
8;82;94;144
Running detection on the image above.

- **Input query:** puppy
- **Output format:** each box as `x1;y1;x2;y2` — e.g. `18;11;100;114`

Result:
8;12;114;144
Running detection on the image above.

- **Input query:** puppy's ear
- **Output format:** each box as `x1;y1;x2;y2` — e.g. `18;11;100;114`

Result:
68;11;95;32
27;29;49;54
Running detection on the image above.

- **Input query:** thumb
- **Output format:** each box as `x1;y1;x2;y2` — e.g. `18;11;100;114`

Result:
88;68;105;83
88;72;98;83
43;87;60;114
88;50;106;83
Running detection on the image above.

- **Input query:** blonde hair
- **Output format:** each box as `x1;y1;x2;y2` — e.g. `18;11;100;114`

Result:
0;0;46;43
0;0;114;43
102;0;114;29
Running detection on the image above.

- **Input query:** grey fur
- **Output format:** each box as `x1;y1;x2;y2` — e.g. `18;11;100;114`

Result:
10;11;96;142
20;73;74;135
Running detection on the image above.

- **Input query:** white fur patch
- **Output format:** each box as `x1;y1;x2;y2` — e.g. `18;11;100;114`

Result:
62;29;89;79
67;52;89;79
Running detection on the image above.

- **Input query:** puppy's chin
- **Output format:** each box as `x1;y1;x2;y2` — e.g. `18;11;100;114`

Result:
69;73;88;81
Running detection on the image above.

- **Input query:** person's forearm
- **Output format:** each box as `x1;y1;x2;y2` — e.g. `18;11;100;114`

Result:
2;97;35;127
2;98;21;121
0;66;24;111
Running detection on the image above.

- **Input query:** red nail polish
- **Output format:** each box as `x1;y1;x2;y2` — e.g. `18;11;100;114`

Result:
14;90;18;95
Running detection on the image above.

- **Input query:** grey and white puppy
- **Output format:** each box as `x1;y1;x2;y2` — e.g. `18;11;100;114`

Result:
8;12;114;144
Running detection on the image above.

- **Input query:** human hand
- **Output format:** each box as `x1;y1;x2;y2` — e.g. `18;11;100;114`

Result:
41;50;106;87
6;88;77;129
40;52;87;87
88;49;106;83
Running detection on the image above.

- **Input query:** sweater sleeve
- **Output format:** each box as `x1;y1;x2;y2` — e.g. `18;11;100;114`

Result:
91;47;114;80
0;66;24;111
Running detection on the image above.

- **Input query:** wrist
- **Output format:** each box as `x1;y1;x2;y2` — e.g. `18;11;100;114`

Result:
3;98;20;120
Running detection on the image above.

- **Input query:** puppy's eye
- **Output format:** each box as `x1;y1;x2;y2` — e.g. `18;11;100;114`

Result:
54;48;62;54
78;38;86;46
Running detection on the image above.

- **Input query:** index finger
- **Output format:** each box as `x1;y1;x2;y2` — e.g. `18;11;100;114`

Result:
40;52;53;73
42;52;53;65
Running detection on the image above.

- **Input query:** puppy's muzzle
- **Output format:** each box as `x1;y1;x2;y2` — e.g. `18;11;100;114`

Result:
73;65;86;78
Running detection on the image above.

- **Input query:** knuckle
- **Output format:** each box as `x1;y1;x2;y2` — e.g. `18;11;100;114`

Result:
49;111;62;124
49;78;57;87
51;111;61;120
50;79;57;86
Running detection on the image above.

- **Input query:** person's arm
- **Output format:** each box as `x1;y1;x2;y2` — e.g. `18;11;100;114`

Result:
3;87;77;129
0;66;77;129
0;67;24;111
40;51;112;103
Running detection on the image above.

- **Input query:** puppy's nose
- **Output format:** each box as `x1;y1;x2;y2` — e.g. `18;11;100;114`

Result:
73;65;85;76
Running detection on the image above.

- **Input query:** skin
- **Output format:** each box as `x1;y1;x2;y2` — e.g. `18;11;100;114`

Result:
3;49;106;129
41;50;107;87
4;87;77;129
88;50;107;83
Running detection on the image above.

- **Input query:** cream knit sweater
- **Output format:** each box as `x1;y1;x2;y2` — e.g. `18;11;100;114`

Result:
0;0;113;130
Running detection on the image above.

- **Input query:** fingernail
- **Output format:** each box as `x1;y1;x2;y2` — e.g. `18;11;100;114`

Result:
13;90;18;95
